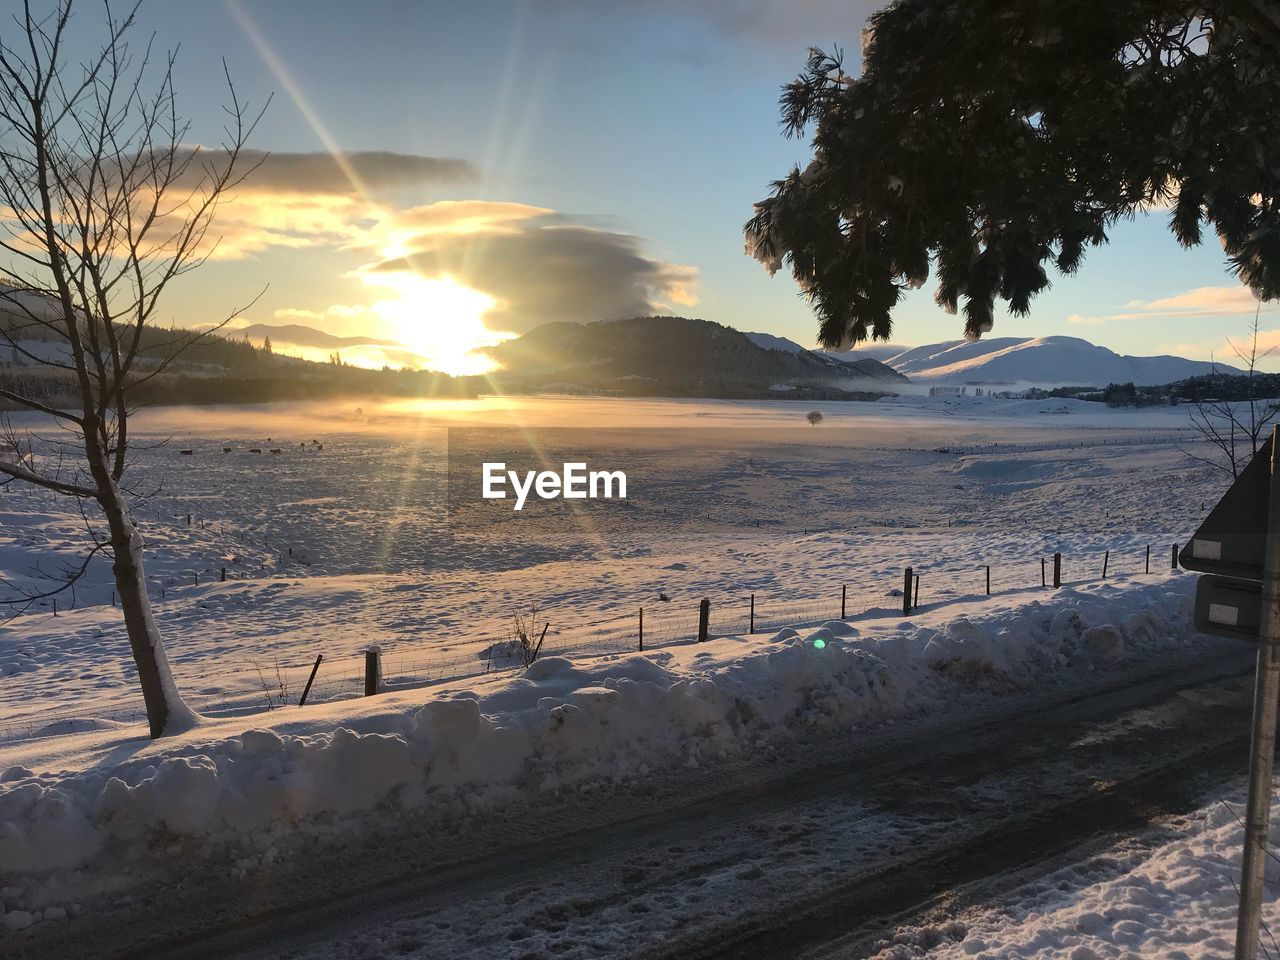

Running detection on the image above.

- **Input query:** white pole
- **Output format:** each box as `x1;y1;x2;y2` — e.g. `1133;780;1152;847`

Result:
1236;424;1280;960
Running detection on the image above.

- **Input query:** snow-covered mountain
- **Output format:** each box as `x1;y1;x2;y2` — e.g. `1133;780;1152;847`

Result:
744;332;907;380
881;336;1239;386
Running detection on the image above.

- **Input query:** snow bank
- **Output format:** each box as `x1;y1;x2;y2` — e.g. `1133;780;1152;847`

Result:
873;793;1279;960
0;578;1217;925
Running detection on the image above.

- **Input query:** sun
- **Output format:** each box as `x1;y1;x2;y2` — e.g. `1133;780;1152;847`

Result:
363;272;510;376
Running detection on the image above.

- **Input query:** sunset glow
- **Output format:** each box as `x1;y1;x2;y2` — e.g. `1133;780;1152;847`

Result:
361;272;509;376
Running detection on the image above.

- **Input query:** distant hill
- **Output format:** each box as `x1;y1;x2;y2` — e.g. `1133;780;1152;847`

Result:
744;331;908;381
485;317;906;399
881;335;1242;386
234;323;401;350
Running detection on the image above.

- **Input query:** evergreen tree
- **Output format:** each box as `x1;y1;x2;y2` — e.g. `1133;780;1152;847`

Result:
262;334;273;355
746;3;1280;348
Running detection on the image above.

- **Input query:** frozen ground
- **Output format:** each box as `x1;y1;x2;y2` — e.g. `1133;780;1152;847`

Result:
0;394;1251;954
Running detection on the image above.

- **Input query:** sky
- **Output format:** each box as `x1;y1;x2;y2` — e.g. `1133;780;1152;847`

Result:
5;0;1279;374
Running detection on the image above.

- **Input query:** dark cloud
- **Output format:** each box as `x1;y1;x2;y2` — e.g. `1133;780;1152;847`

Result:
368;213;697;332
176;148;477;195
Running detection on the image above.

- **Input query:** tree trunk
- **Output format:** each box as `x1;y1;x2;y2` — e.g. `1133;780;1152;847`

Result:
100;478;198;738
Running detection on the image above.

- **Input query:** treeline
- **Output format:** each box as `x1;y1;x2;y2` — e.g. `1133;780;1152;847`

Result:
134;366;477;405
1041;372;1280;407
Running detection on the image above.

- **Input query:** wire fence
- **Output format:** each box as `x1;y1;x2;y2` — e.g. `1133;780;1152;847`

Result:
0;537;1184;745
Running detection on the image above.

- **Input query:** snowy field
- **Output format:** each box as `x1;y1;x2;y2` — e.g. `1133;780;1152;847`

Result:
0;395;1212;737
0;393;1258;952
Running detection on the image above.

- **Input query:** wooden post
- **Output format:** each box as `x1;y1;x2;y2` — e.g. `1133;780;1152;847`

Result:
364;646;381;696
194;571;199;586
750;593;755;632
1053;552;1062;588
639;607;644;651
221;567;227;582
1146;544;1150;574
186;513;191;526
51;598;56;616
841;584;846;619
1172;542;1179;570
903;567;913;615
299;654;323;706
1234;425;1280;960
985;565;991;596
1102;550;1110;578
697;598;710;643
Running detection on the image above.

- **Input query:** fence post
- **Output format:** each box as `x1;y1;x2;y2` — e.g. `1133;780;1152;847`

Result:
52;598;56;617
750;593;755;632
111;590;115;607
364;646;381;696
221;567;227;582
903;567;913;615
841;584;846;619
1041;557;1046;588
914;573;921;608
697;598;710;643
1172;542;1179;570
985;565;991;596
194;571;199;587
1146;545;1150;575
299;654;323;706
1053;552;1062;588
639;607;644;651
1102;550;1110;579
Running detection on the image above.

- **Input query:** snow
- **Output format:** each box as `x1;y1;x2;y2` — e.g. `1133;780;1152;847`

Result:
745;331;811;354
881;335;1242;386
0;394;1243;941
874;791;1280;960
0;574;1222;916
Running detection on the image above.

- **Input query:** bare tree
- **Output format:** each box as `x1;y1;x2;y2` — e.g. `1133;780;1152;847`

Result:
1184;307;1279;479
806;410;823;427
0;1;265;736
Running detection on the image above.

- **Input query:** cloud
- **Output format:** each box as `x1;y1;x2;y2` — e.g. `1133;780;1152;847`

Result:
362;204;699;333
1066;313;1105;326
1111;285;1276;320
163;149;478;260
180;148;478;195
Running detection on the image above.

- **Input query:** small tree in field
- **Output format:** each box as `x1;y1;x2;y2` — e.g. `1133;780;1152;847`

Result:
1183;309;1280;478
0;2;264;736
806;410;823;427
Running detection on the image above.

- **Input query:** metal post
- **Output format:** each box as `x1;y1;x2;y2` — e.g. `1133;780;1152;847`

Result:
1041;557;1046;588
364;646;380;696
1053;552;1061;588
1235;426;1280;960
1173;542;1179;570
841;584;846;619
902;567;913;615
697;598;710;643
299;654;323;706
639;607;644;651
1102;550;1109;579
750;593;755;632
985;565;990;596
914;573;921;608
1146;545;1150;574
221;567;227;582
